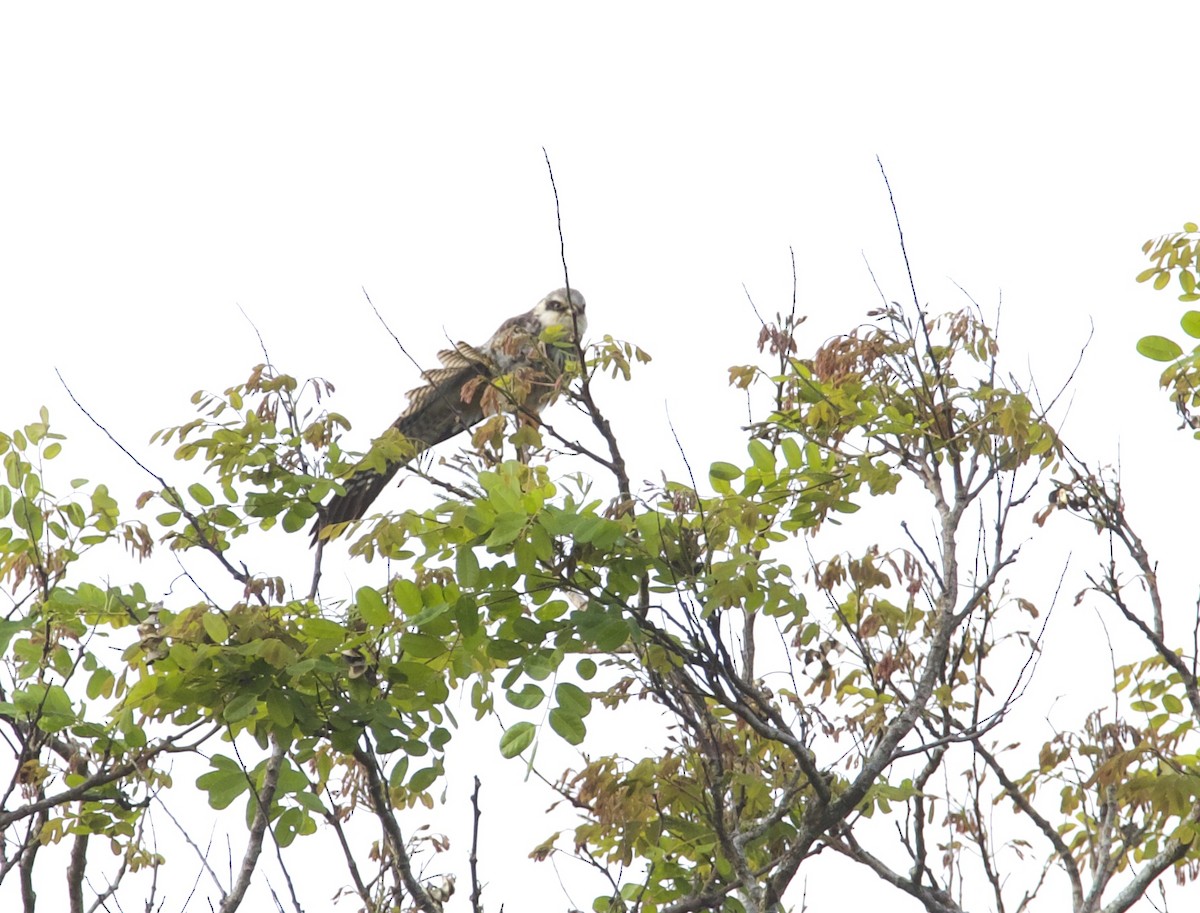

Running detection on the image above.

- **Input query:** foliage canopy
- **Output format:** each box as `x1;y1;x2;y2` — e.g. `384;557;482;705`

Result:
2;267;1199;913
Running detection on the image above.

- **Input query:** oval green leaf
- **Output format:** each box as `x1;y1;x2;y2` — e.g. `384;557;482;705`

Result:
457;546;480;586
388;757;410;787
486;512;527;547
781;437;803;468
408;765;440;793
391;579;422;615
282;507;308;533
356;586;390;626
747;439;775;472
549;708;586;745
1181;312;1200;340
223;690;259;723
188;483;215;506
709;461;743;482
499;720;535;758
1136;335;1183;362
555;682;591;717
266;691;295;727
399;632;446;659
202;612;229;644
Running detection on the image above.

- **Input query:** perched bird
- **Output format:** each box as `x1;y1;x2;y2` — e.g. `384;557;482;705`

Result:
312;287;587;542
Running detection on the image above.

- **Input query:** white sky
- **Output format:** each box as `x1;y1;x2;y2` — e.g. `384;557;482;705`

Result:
4;4;1200;911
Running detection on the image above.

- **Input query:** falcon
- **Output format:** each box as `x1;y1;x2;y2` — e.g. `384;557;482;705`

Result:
312;287;587;542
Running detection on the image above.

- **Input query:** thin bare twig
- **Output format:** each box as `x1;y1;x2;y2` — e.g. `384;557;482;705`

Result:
470;776;483;913
542;149;632;504
56;370;264;601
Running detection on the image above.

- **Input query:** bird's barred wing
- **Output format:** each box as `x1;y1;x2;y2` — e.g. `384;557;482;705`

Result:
394;343;495;447
312;343;495;540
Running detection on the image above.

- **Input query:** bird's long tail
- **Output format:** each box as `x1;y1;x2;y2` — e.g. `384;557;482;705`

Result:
309;367;482;544
308;353;495;545
311;461;405;544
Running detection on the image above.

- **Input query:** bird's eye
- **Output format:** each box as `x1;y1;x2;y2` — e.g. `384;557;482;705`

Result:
547;300;563;311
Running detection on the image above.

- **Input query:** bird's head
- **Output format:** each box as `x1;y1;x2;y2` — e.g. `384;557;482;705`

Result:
532;287;587;341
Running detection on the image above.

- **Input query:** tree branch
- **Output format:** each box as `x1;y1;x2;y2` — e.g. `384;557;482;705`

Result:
352;743;439;913
219;735;286;913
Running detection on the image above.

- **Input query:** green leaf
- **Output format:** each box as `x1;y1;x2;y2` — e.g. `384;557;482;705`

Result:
26;684;76;731
1181;312;1200;339
293;791;327;816
389;757;409;787
506;683;545;709
576;657;597;680
499;721;536;758
274;807;305;847
487;512;527;547
781;437;803;468
197;756;250;809
549;708;586;745
555;682;591;717
487;639;524;661
301;617;346;646
1136;335;1184;362
747;439;775;472
202;612;229;644
406;601;449;627
188;482;215;506
455;597;480;638
13;497;43;542
0;620;23;657
394;660;439;693
1163;693;1184;714
85;667;114;700
282;507;308;533
399;632;446;659
392;579;422;616
408;765;440;793
457;546;480;586
245;492;286;519
573;515;605;544
265;691;295;727
357;586;390;626
223;690;259;722
709;461;743;482
61;501;86;528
